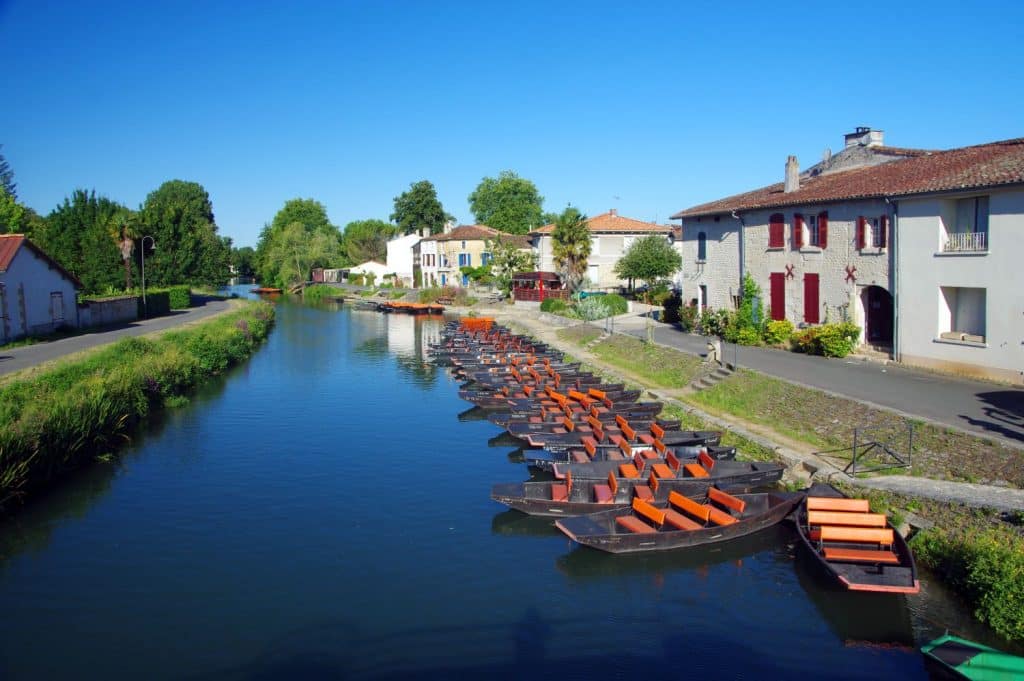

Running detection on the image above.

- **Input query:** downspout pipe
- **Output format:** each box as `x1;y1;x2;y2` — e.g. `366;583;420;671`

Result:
886;197;899;361
731;210;746;300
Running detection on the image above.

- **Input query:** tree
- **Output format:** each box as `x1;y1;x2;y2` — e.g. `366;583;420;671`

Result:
0;188;24;234
551;207;591;294
231;246;256;278
36;189;128;293
614;235;682;340
342;219;399;265
487;236;537;294
0;144;16;199
138;180;229;286
256;199;343;287
390;180;451;236
468;170;544;235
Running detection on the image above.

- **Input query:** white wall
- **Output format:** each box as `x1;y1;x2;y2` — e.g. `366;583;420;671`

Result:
897;187;1024;383
535;232;670;289
0;246;79;339
386;234;420;287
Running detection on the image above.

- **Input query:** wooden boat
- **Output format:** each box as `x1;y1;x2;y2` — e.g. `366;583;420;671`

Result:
520;417;721;452
921;633;1024;680
793;483;919;594
524;440;734;472
378;301;445;314
554;487;804;554
251;287;282;294
491;457;786;517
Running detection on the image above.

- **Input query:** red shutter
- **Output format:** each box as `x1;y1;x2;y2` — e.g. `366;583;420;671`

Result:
794;214;805;248
769;214;784;248
879;214;888;248
770;272;785;321
818;212;828;249
804;273;820;324
856;216;866;249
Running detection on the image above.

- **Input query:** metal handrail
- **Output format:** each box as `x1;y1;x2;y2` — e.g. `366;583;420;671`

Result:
943;231;987;252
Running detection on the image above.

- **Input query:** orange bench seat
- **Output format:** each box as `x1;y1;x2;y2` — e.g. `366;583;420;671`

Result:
683;463;709;478
593;483;614;503
616;515;656;534
808;511;887;527
664;508;702;530
807;497;871;513
822;547;900;564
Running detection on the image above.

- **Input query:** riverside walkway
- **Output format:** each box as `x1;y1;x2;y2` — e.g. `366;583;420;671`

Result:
0;296;233;377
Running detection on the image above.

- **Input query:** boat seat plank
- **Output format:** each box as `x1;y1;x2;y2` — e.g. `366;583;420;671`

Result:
638;433;655;445
616;515;657;534
593;484;613;503
619;463;640;479
570;450;589;463
808;511;887;527
669;491;710;524
633;485;654;502
822;547;900;564
819;525;894;546
684;463;709;478
807;497;871;513
651;463;674;479
706;505;738;526
664;508;702;531
632;498;666;526
551;483;568;502
708;487;746;514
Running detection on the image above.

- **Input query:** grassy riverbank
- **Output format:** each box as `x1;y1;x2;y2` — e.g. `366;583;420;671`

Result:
0;301;275;510
552;321;1024;642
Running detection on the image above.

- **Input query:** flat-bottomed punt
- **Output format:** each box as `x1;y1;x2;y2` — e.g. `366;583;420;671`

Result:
920;633;1024;680
555;487;804;554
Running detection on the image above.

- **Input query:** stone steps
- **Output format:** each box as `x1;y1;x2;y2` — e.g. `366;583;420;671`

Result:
688;364;734;392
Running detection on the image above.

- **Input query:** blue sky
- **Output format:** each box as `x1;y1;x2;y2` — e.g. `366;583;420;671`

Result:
2;0;1021;247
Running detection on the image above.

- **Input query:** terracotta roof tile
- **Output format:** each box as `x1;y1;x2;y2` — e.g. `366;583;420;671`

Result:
531;211;672;235
672;137;1024;218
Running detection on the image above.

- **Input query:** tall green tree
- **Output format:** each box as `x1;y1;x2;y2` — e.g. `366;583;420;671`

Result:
0;144;16;199
256;198;343;287
37;189;127;293
614;235;682;341
390;180;451;235
0;188;24;234
138;180;228;286
468;170;544;235
231;246;256;278
342;219;399;264
551;207;591;294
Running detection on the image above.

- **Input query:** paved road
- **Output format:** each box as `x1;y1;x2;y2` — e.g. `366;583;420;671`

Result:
0;296;232;377
607;311;1024;447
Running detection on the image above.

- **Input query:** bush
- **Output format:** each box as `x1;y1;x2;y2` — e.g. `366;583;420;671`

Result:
912;528;1024;641
602;293;628;316
699;308;733;337
662;292;682;325
168;286;191;309
763;319;794;345
575;297;610;321
731;327;763;346
792;322;860;357
540;298;569;314
138;291;170;318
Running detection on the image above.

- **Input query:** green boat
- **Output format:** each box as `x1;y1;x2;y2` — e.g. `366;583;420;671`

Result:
921;634;1024;680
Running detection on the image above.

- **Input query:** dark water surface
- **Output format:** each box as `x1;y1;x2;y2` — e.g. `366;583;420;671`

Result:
0;293;1002;679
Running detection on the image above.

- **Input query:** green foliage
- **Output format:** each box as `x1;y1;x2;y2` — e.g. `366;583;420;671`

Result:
792;321;860;357
602;293;628;316
348;271;377;287
613;236;682;295
540;297;569;314
551;207;591;294
168;286;191;309
677;302;699;331
0;187;24;234
700;308;733;337
468;170;544;235
255;198;343;288
575;296;610;321
763;319;794;345
731;327;763;346
139;180;230;287
486;236;537;294
460;264;492;285
0;144;15;198
390;180;451;236
912;528;1024;640
302;285;335;304
418;286;473;306
138;291;170;318
231;246;256;277
342;219;399;264
0;302;274;509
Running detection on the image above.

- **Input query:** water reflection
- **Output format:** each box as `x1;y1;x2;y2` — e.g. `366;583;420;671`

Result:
490;510;561;538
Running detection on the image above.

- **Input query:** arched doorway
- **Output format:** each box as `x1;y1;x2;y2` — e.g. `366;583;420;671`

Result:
862;285;893;345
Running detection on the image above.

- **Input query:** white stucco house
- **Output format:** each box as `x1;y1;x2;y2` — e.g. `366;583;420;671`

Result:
531;210;674;290
672;129;1024;383
415;224;529;288
347;260;391;284
385;233;422;288
0;234;82;343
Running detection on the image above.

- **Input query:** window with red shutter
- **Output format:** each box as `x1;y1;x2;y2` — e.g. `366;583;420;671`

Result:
770;272;785;321
804;273;820;324
879;215;888;248
818;212;828;249
768;214;784;248
793;214;805;249
857;216;866;249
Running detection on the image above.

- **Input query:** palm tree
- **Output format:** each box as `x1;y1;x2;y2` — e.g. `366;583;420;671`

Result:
108;209;138;291
551;207;591;294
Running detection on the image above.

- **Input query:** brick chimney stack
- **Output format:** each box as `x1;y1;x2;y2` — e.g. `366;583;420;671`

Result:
609;208;617;217
784;155;800;193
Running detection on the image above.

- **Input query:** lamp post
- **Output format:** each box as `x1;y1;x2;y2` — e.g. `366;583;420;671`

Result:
140;235;155;317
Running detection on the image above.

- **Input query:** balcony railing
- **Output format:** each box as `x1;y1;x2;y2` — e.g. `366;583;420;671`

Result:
943;231;987;252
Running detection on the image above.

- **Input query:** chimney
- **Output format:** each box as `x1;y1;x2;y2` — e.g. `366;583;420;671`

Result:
844;126;885;148
609;208;617;217
784;155;800;193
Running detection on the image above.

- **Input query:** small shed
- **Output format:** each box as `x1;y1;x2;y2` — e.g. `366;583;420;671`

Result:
0;234;82;343
512;271;568;303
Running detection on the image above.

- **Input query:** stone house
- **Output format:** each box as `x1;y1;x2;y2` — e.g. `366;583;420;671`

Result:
415;224;529;288
672;130;1024;383
530;210;674;290
0;234;82;343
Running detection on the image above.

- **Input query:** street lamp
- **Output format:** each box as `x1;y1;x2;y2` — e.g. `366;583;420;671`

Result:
140;235;155;316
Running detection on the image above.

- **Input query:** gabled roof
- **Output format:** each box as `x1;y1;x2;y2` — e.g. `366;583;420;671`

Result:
425;224;500;241
531;210;672;235
673;137;1024;219
0;234;83;288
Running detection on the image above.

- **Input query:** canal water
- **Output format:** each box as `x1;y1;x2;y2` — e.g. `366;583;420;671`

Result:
0;291;1009;679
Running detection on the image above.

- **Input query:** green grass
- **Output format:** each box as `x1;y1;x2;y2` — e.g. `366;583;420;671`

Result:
589;335;703;389
556;325;602;346
660;404;778;462
0;301;275;510
302;284;337;304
